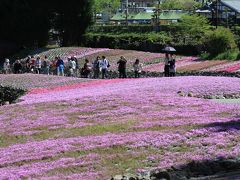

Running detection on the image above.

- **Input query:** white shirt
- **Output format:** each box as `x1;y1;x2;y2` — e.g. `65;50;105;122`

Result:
35;59;42;68
71;60;76;70
100;59;109;69
133;63;143;72
68;60;76;70
3;62;10;70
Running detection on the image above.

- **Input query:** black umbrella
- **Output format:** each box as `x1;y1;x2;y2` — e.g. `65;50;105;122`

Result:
162;46;176;53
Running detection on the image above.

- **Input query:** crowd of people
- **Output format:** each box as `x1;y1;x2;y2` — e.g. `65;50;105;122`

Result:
1;53;176;78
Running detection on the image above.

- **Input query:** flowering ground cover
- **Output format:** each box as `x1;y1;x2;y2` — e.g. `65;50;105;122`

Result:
202;61;240;72
217;61;240;73
34;47;110;61
144;56;198;72
0;74;240;179
177;60;228;72
0;74;92;90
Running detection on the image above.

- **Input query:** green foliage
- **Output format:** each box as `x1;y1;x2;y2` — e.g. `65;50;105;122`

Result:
82;32;199;55
233;26;240;46
88;25;156;33
176;14;211;44
83;32;172;48
85;20;240;57
160;0;201;10
94;0;120;14
147;32;172;44
214;49;239;60
0;86;26;105
204;28;237;57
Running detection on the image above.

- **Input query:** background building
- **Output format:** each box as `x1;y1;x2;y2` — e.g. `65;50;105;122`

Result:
120;0;157;13
197;0;240;27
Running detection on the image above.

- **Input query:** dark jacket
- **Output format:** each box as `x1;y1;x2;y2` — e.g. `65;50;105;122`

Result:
117;59;127;71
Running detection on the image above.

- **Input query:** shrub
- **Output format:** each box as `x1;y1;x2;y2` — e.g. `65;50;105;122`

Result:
82;32;200;55
204;28;237;57
0;86;26;105
176;14;211;45
214;49;239;60
233;26;240;47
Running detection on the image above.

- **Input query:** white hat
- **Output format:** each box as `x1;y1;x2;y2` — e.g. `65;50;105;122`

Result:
5;59;10;63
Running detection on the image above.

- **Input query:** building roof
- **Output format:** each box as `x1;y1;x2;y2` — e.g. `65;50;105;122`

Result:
111;13;125;21
221;0;240;13
111;13;136;21
159;11;186;20
134;12;154;20
111;11;186;21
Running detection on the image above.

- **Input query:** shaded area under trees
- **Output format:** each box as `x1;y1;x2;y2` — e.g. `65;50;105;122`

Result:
0;0;93;57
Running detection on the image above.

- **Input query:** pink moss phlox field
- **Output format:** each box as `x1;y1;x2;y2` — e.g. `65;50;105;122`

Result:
19;76;240;104
221;62;240;72
36;47;110;61
29;78;132;94
209;61;240;72
0;75;240;179
0;74;91;90
143;56;198;72
0;154;99;179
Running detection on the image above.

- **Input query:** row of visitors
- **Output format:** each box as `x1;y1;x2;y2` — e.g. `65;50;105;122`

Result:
2;53;175;78
81;56;143;79
3;59;23;74
2;56;77;76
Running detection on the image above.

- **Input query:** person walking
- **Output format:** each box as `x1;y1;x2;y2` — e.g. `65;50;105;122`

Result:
92;56;101;79
81;59;92;78
3;59;11;74
35;56;42;74
13;60;22;74
43;56;51;75
56;57;65;76
169;54;176;77
164;53;170;77
100;56;110;79
68;57;73;76
25;56;31;73
133;59;143;78
50;57;58;75
117;56;127;78
30;56;36;73
72;56;79;77
68;57;76;77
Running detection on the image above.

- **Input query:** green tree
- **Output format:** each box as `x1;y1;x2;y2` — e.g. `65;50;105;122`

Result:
93;0;120;14
176;14;211;44
160;0;201;10
204;27;237;56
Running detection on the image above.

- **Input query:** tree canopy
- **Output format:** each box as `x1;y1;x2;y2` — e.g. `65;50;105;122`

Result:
93;0;120;14
160;0;201;10
0;0;93;47
176;14;211;44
